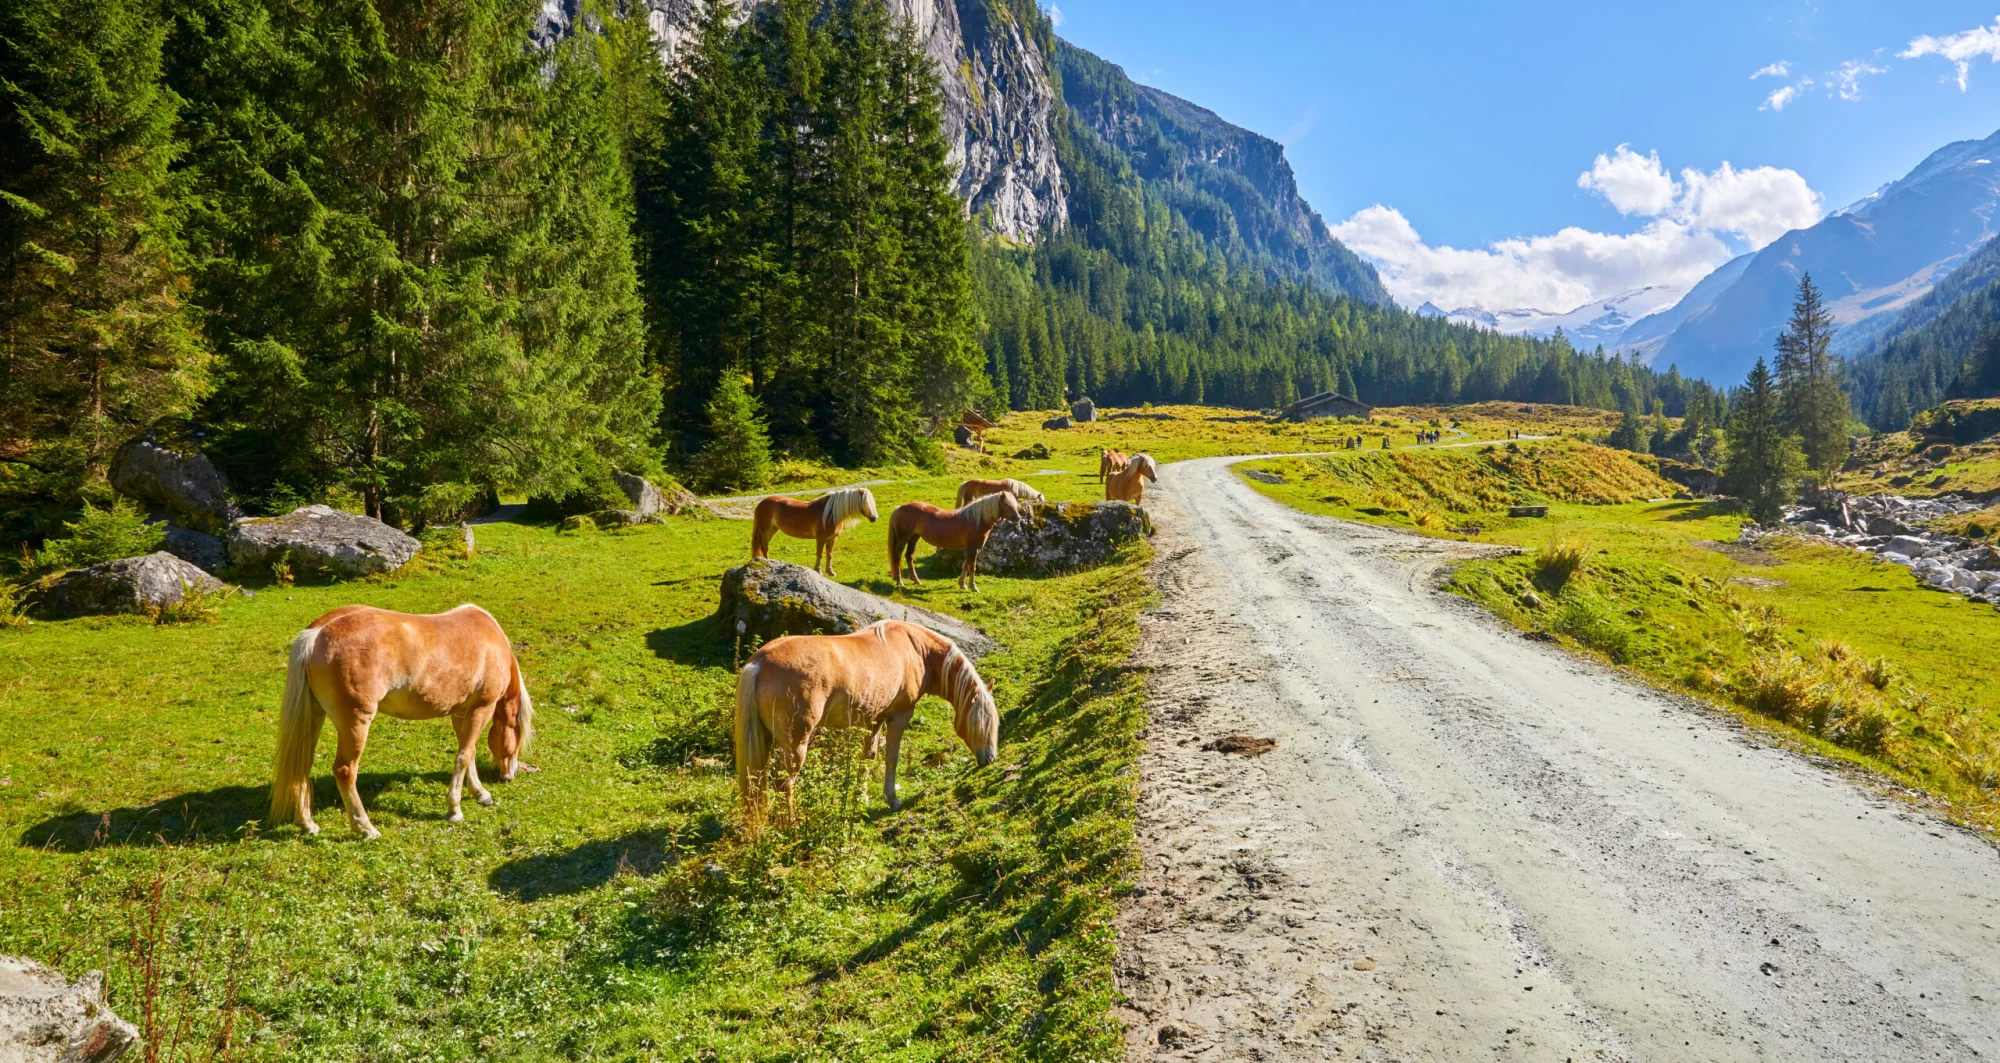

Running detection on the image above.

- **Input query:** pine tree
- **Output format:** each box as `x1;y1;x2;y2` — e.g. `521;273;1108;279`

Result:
1724;357;1806;522
1608;405;1647;453
689;373;773;491
0;0;208;518
1772;273;1849;479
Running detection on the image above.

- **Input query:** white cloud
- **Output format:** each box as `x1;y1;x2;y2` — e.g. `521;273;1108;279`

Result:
1577;145;1677;217
1761;83;1800;111
1047;4;1063;27
1831;59;1887;100
1902;18;2000;90
1329;151;1824;314
1751;61;1791;79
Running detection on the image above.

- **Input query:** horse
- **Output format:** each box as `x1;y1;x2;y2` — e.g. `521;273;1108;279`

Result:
735;620;998;810
1105;453;1158;504
751;487;878;577
887;491;1021;591
266;604;535;839
1098;448;1129;482
954;477;1046;509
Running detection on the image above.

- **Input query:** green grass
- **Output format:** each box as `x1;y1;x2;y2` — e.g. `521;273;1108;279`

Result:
0;466;1149;1062
1242;445;2000;834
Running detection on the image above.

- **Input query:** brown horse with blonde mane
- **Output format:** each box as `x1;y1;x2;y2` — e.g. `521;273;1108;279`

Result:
1098;448;1129;482
1105;453;1158;503
735;620;998;809
887;490;1021;591
752;487;878;577
953;477;1045;509
267;604;534;838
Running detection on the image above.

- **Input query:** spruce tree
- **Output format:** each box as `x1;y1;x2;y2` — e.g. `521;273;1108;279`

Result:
1772;273;1849;478
689;373;773;491
1724;357;1806;522
0;0;208;505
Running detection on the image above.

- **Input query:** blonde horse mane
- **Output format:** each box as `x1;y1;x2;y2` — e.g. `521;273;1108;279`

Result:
1001;479;1045;503
938;642;999;750
1131;453;1158;478
819;487;878;534
957;490;1016;524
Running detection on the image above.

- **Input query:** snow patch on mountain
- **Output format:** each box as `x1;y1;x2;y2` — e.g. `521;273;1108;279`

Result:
1422;285;1689;349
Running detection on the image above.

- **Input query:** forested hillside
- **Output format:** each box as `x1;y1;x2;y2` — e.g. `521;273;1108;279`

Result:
1;0;1717;548
1845;234;2000;429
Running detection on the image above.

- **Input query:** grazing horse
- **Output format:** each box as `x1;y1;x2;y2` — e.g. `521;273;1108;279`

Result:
1098;448;1129;482
954;477;1046;509
1105;453;1158;504
751;487;878;577
887;491;1021;591
735;620;998;809
267;604;534;839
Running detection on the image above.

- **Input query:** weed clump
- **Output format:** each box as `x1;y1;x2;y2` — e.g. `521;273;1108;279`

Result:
1534;536;1591;593
1550;593;1635;663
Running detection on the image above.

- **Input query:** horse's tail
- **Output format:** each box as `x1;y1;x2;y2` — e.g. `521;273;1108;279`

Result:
734;658;769;801
751;499;773;557
955;481;973;508
267;628;326;827
511;655;535;755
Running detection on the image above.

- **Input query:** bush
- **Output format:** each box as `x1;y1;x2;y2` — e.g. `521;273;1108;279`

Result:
1533;536;1591;593
1550;593;1635;662
34;497;164;572
687;376;773;493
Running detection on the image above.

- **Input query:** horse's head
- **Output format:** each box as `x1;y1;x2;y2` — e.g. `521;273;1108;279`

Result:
860;488;879;522
939;644;1000;767
489;676;534;781
1014;480;1046;504
1136;454;1158;482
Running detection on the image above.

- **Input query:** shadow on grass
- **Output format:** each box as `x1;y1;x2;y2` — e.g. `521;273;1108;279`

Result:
1664;500;1743;522
646;616;727;668
488;829;678;902
17;771;449;851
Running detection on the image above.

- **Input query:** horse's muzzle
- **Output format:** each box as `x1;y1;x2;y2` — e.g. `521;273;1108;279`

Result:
976;749;995;768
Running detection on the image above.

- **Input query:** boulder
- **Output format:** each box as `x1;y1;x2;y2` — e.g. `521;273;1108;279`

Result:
0;955;138;1062
954;424;976;448
947;501;1149;577
108;439;240;534
1885;535;1933;558
1041;415;1073;431
161;524;227;573
1012;443;1051;460
1071;397;1098;422
612;471;667;518
26;552;226;619
717;559;998;658
228;505;420;579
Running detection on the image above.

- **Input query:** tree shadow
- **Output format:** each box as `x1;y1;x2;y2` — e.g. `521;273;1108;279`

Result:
17;770;448;851
488;828;679;902
1664;500;1742;522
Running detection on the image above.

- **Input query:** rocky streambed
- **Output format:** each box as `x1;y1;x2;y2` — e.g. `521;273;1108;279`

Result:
1764;492;2000;607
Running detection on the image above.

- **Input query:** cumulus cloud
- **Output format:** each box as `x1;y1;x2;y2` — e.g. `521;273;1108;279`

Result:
1761;83;1801;111
1329;151;1824;314
1751;61;1791;79
1902;18;2000;90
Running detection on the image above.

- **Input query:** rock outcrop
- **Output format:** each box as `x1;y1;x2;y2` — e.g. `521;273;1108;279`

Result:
1071;397;1097;422
717;558;998;658
109;439;240;533
26;552;226;619
954;501;1148;576
0;956;138;1062
534;0;1063;243
613;471;667;519
1041;414;1073;431
228;505;420;579
161;524;228;573
1771;492;2000;608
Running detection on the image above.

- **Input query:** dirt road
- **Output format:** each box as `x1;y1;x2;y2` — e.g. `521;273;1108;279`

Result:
1115;455;2000;1061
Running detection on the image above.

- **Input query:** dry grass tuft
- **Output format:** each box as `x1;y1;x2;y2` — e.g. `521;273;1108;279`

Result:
1534;536;1591;593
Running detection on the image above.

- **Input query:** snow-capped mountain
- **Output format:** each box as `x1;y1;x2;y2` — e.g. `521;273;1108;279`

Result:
1415;286;1689;350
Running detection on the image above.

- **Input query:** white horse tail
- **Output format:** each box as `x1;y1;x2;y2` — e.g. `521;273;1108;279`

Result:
511;655;535;755
268;628;327;827
734;658;769;801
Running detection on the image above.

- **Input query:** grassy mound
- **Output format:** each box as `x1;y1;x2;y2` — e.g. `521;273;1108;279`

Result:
1842;399;2000;498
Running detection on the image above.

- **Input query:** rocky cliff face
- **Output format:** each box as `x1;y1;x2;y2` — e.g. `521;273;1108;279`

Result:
534;0;1065;242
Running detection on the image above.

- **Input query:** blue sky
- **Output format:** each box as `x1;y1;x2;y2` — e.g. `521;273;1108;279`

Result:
1049;1;2000;312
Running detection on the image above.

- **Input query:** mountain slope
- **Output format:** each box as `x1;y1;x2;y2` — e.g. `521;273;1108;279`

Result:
1845;233;2000;428
1053;41;1387;304
1614;253;1754;364
1652;129;2000;385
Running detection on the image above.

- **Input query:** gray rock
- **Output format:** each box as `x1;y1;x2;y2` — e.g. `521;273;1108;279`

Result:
717;558;998;659
0;955;138;1062
26;552;225;619
228;505;420;579
108;439;240;534
954;424;976;448
161;524;227;573
1071;397;1097;422
1885;535;1933;557
1242;470;1287;485
613;471;667;518
950;501;1149;577
1041;414;1073;431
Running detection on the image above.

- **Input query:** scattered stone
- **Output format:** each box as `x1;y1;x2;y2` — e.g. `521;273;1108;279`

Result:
946;501;1149;577
1518;591;1542;609
1202;735;1277;756
612;471;666;519
1242;470;1286;485
227;505;420;579
1156;1025;1187;1048
26;552;226;619
1071;397;1098;422
1523;630;1556;642
0;955;138;1062
1011;443;1051;460
161;524;228;573
1041;414;1073;431
109;438;241;533
716;558;998;658
1352;958;1378;971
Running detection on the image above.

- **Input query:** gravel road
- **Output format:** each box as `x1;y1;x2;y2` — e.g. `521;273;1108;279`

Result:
1115;454;2000;1062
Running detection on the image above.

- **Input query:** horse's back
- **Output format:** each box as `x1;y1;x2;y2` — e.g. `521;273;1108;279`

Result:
750;624;921;705
307;605;512;707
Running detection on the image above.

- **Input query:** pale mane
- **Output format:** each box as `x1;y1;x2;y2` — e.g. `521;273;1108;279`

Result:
1002;479;1045;503
958;491;1014;523
820;487;878;534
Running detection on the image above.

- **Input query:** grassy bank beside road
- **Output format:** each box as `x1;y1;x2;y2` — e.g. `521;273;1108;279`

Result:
1241;441;2000;835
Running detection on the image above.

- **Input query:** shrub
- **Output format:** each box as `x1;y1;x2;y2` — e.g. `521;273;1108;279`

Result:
1859;656;1894;690
688;376;773;493
1550;593;1635;663
35;497;164;572
1740;649;1815;723
1533;536;1591;593
0;583;28;629
525;462;629;521
147;580;238;625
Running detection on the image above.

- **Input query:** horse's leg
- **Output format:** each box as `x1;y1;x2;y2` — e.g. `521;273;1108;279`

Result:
331;706;380;840
819;533;834;577
448;704;497;822
963;544;979;591
903;537;923;585
863;719;884;759
881;710;913;809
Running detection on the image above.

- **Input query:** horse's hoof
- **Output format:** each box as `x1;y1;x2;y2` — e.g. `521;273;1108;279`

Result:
360;827;381;840
447;811;464;824
501;771;516;783
478;793;495;807
303;822;320;837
